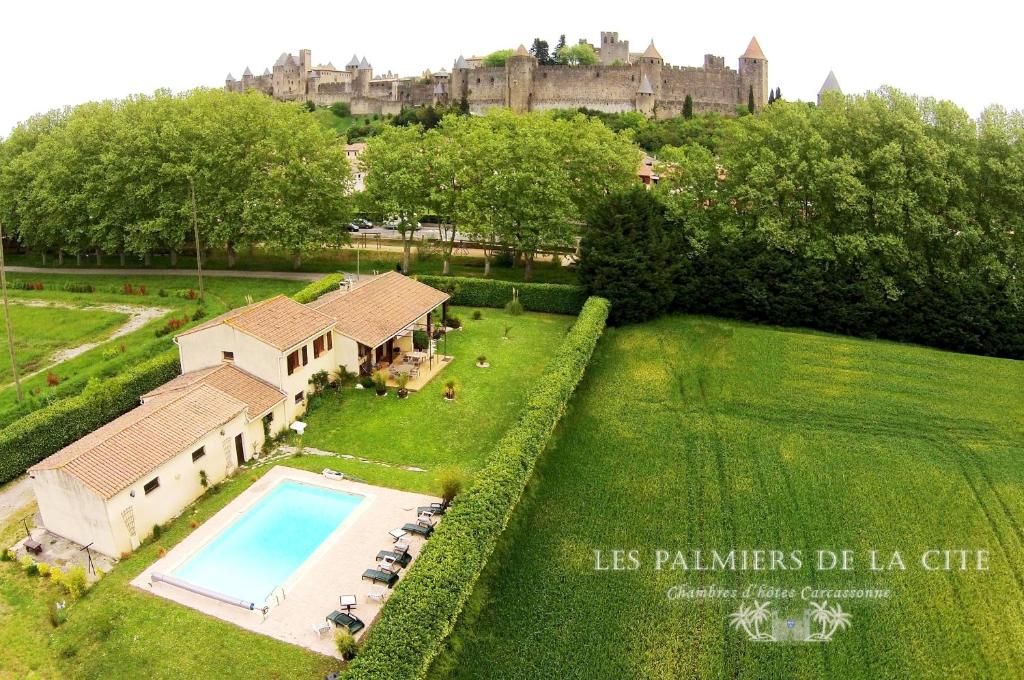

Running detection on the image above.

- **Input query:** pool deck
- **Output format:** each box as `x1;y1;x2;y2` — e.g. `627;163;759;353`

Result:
132;465;441;658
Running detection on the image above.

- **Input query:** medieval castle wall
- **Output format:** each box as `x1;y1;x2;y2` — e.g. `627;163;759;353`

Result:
224;33;769;119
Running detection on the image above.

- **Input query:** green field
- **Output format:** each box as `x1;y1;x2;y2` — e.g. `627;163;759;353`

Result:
301;307;575;491
0;274;305;428
0;304;128;382
433;316;1024;678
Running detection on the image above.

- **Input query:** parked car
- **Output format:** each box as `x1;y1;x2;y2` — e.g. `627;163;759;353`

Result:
355;218;374;229
346;222;361;233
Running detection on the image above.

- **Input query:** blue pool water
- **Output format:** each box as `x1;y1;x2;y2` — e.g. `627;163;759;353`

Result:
173;480;363;604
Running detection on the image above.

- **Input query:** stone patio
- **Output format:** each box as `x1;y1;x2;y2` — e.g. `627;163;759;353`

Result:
9;522;118;581
132;465;441;658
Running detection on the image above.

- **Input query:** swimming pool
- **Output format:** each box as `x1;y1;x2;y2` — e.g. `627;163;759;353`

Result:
172;480;363;605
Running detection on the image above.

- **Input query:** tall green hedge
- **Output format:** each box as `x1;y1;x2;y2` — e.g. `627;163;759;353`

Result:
343;296;609;679
0;350;181;485
292;272;345;304
413;275;586;315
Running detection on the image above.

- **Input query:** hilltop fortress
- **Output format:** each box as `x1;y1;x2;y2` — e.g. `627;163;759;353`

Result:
225;31;769;118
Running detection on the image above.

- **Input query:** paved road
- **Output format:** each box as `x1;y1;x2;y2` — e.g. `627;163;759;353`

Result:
5;266;323;281
0;475;33;528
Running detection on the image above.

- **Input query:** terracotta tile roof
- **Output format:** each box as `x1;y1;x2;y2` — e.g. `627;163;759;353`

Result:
29;384;247;499
143;364;285;417
741;37;766;60
176;295;335;351
308;272;449;347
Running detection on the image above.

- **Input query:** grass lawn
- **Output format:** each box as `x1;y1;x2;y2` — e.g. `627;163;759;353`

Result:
311;108;364;134
0;274;305;429
432;315;1024;678
0;462;338;680
6;246;580;285
0;304;128;382
300;307;576;491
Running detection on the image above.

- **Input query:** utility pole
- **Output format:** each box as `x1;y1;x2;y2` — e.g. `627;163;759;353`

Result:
0;218;22;402
189;177;204;301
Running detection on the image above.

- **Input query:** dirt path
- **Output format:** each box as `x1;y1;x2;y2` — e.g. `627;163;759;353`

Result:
4;300;171;386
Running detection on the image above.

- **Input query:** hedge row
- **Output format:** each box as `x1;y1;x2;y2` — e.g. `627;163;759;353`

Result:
0;350;181;485
292;272;345;304
343;296;610;679
413;275;586;315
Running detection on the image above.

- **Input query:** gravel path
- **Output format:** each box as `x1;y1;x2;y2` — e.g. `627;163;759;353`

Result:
3;300;172;387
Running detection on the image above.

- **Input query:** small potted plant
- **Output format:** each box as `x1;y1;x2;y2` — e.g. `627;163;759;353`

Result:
476;355;489;368
442;379;456;401
396;372;411;399
372;369;388;396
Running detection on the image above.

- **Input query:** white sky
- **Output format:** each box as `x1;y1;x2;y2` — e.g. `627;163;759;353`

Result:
2;0;1021;136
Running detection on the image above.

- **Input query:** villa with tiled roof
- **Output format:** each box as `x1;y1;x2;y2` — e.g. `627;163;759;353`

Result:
28;273;449;557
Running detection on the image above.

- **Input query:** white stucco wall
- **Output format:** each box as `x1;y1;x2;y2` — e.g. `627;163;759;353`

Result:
32;470;118;556
176;325;286;389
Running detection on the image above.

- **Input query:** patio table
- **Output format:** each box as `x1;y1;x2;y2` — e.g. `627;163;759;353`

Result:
405;351;428;364
339;594;357;612
389;363;414;376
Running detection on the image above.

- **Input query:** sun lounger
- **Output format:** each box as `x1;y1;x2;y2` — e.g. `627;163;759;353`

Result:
326;610;365;634
417;501;447;516
377;549;412;568
388;528;408;542
362;568;399;587
402;522;434;537
322;469;344;480
393;540;411;556
367;586;388;602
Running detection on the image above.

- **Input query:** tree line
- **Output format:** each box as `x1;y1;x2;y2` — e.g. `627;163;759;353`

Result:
580;87;1024;358
358;108;641;278
0;89;353;269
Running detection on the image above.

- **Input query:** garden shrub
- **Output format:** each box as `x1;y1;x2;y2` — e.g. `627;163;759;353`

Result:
336;629;359;660
445;315;462;330
343;296;609;679
57;566;88;600
292;273;345;304
413;330;429;350
0;349;181;485
20;556;39;576
414;275;586;315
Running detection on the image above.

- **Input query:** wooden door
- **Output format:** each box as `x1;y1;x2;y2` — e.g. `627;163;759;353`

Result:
234;434;245;466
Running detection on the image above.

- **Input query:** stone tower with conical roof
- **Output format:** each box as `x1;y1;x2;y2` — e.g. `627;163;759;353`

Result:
637;40;664;109
817;70;841;104
506;44;536;113
738;36;768;112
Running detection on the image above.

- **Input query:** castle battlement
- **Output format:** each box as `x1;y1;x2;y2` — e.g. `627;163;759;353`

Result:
223;32;769;118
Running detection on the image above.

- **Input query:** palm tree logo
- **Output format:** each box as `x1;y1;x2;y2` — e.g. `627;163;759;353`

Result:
729;600;775;641
806;601;852;641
